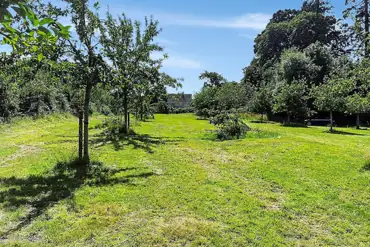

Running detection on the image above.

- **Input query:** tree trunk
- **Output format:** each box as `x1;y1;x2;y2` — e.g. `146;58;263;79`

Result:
356;113;360;129
260;113;264;123
330;110;334;132
123;88;129;134
78;111;83;161
83;84;92;165
287;114;291;125
365;0;369;57
128;112;130;128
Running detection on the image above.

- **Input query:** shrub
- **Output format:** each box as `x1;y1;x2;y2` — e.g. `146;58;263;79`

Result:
210;113;251;140
169;107;194;114
152;101;170;114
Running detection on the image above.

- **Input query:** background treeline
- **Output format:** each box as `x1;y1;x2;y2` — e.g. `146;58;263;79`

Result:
193;0;370;131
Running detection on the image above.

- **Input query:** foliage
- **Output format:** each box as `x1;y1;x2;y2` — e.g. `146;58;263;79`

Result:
215;82;248;110
248;85;273;117
0;0;70;57
311;78;351;113
210;113;251;140
343;0;370;56
273;80;309;122
279;48;319;84
345;93;370;115
193;86;218;112
199;71;226;88
100;12;180;129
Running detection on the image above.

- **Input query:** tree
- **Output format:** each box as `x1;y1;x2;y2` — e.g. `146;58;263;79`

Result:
249;85;273;121
215;82;248;110
346;58;370;128
199;71;226;88
273;80;309;124
346;94;370;128
66;0;107;164
100;12;165;133
242;58;263;87
344;0;370;57
253;1;344;69
311;78;350;132
279;48;319;84
304;42;333;85
193;86;219;111
0;0;70;56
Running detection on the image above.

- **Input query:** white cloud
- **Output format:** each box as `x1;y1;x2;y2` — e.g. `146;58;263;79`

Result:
168;13;270;30
151;51;202;69
163;56;202;69
108;5;270;30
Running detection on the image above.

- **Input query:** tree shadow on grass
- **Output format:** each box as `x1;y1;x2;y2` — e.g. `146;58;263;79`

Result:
324;130;366;136
0;159;154;239
281;123;308;128
361;160;370;172
92;131;184;153
250;120;276;124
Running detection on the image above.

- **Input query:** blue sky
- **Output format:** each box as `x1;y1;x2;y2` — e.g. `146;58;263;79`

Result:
0;0;348;94
100;0;346;94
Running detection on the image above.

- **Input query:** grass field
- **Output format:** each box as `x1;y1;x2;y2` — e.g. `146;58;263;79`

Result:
0;113;370;246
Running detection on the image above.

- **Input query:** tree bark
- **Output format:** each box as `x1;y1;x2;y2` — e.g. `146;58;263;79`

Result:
78;111;83;161
260;113;264;123
287;114;291;125
356;113;360;129
83;84;92;164
128;112;130;128
330;110;334;132
365;0;369;57
123;87;129;134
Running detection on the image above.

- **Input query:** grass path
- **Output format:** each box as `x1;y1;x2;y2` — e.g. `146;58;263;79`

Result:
0;114;369;246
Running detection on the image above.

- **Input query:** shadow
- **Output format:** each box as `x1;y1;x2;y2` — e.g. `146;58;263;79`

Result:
281;123;308;128
0;159;154;239
250;120;274;124
361;161;370;172
92;131;183;153
324;130;365;136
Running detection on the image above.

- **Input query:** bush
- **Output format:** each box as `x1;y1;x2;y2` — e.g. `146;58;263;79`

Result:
169;107;194;114
210;113;251;140
196;108;224;119
98;117;135;136
152;101;170;114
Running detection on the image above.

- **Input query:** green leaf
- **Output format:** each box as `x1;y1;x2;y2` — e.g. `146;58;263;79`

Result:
0;8;12;21
11;6;27;18
40;17;54;26
38;26;51;36
37;53;44;62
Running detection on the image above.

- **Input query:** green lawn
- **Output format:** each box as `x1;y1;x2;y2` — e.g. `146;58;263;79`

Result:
0;114;370;246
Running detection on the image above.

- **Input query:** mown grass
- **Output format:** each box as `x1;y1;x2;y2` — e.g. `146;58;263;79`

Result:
0;113;370;246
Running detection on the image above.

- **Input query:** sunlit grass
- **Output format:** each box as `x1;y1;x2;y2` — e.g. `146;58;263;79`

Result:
0;113;369;246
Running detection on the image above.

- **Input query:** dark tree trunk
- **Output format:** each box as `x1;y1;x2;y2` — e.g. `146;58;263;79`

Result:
330;110;334;132
123;88;129;134
83;84;92;164
78;111;83;161
356;113;360;129
287;114;291;125
128;112;130;128
365;0;369;57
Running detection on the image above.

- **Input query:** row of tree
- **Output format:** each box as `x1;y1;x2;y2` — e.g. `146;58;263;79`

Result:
0;0;182;164
242;0;370;130
193;0;370;131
